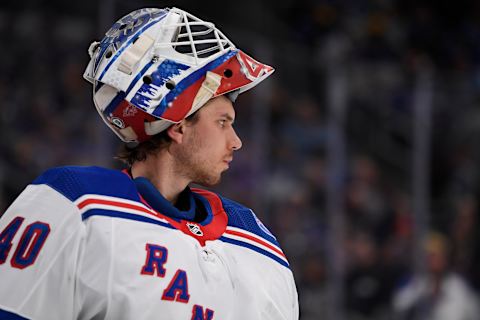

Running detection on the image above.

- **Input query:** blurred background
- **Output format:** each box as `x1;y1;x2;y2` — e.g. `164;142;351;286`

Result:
1;0;480;319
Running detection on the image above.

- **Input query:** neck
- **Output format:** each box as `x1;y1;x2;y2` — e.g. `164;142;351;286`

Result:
130;151;190;204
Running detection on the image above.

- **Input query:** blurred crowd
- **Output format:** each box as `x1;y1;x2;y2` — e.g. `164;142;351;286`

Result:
2;1;480;319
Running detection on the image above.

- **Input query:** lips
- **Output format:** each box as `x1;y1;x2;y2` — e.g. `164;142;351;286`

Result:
222;158;233;170
224;153;233;163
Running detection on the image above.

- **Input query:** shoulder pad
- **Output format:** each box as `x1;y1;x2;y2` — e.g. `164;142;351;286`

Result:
220;196;278;244
32;166;138;202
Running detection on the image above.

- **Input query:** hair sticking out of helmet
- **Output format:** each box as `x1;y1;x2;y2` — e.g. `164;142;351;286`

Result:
83;7;274;144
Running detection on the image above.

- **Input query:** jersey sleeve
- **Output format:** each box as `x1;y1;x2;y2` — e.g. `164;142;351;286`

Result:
0;183;85;320
219;196;300;319
260;236;299;320
290;272;300;319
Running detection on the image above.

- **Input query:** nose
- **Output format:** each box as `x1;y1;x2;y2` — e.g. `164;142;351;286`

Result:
230;128;242;151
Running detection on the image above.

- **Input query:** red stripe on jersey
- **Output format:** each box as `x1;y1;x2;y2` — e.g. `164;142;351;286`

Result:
77;198;153;215
224;229;286;259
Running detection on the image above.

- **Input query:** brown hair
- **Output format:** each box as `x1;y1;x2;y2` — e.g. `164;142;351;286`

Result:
115;111;201;166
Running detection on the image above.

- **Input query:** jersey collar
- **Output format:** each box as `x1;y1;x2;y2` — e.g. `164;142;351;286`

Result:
133;176;198;221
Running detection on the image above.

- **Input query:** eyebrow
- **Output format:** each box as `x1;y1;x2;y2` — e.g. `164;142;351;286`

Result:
220;113;235;123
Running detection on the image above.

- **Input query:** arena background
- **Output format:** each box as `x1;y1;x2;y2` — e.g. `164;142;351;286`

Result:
1;0;480;319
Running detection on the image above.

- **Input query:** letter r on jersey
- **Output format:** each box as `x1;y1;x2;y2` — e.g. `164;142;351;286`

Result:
141;244;168;277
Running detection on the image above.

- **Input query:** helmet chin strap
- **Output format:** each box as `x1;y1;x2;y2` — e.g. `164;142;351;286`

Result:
187;71;222;118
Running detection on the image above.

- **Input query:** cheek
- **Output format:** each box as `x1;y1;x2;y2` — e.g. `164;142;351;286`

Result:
187;127;228;160
188;134;216;161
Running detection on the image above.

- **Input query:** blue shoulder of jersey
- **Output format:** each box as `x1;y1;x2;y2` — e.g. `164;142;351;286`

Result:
32;166;139;202
219;196;280;247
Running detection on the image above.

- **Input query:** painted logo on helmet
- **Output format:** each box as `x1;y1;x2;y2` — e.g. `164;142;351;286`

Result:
93;9;168;73
237;51;274;80
131;59;190;111
123;105;138;117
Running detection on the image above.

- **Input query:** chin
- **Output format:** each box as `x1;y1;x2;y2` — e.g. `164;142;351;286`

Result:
194;174;222;187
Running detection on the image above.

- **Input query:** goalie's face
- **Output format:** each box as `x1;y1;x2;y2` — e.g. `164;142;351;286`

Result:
171;96;242;186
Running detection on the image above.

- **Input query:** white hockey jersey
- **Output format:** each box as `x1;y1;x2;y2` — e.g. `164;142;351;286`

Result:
0;166;298;320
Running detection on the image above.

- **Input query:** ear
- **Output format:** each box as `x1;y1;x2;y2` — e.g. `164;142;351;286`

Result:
166;122;185;144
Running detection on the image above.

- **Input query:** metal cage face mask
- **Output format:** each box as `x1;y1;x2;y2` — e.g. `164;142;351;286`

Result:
84;7;274;144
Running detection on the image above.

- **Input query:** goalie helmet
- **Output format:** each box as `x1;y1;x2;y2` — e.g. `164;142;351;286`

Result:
84;7;274;145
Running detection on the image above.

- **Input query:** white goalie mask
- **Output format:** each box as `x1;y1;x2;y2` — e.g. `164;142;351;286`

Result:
83;7;274;144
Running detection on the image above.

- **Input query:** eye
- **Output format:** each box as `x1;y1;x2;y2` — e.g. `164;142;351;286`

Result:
218;119;227;128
